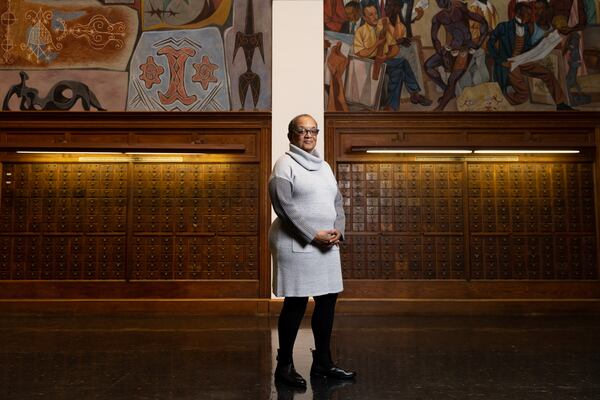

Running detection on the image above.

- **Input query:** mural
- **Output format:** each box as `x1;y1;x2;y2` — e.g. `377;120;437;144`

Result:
324;0;600;111
0;0;271;111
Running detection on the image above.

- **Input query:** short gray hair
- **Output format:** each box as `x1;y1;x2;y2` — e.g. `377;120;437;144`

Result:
287;114;315;141
288;114;313;134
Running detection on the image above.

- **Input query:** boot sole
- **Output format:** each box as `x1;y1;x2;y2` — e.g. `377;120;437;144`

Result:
274;374;307;389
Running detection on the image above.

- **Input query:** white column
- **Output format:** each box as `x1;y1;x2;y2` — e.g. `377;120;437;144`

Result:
271;1;324;299
272;0;324;162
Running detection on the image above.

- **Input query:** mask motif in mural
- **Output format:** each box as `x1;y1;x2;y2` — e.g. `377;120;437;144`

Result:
127;28;230;111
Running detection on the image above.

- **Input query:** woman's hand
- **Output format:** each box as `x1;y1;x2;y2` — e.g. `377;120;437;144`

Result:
328;229;342;245
313;229;341;248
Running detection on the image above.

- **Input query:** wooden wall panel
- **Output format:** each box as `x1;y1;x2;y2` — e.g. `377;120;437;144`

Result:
0;112;271;300
327;112;600;300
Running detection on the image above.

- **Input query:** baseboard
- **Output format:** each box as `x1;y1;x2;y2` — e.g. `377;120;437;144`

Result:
2;298;600;316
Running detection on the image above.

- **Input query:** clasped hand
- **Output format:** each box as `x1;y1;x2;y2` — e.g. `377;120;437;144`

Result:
313;229;342;248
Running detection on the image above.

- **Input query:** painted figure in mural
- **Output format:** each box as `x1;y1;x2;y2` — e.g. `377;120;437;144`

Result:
549;0;590;95
549;0;587;30
2;71;105;111
324;0;349;31
507;0;537;22
487;3;574;109
469;0;499;47
531;0;553;45
326;41;350;111
382;0;429;41
353;4;432;110
341;1;364;34
233;0;264;109
530;0;590;105
424;0;489;111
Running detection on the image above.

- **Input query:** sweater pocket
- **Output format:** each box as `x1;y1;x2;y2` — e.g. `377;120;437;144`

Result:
292;238;315;253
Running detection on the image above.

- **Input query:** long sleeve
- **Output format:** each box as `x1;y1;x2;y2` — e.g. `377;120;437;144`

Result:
269;177;317;244
487;24;505;64
333;189;346;240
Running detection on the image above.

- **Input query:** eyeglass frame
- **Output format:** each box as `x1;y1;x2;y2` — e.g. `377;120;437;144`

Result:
293;127;320;137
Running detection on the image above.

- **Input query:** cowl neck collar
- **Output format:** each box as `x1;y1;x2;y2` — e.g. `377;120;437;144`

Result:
286;143;323;171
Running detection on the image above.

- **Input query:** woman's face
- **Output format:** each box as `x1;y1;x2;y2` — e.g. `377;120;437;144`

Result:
290;115;318;153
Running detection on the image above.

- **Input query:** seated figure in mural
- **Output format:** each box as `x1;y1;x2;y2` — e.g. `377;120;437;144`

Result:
353;4;432;110
530;0;553;45
487;3;574;110
531;0;590;105
424;0;489;111
547;0;591;104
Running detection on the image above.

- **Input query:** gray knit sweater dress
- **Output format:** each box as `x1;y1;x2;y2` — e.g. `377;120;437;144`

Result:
268;144;345;297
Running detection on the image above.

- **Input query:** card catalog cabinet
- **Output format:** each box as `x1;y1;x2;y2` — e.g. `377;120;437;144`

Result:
0;113;271;300
326;112;600;301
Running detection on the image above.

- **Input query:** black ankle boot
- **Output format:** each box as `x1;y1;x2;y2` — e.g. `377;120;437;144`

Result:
310;350;356;380
275;349;307;388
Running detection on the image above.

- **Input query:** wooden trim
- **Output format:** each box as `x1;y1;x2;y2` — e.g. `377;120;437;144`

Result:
1;143;247;153
340;280;600;299
596;127;600;285
0;299;270;315
2;298;599;316
334;299;600;315
325;111;600;129
259;124;273;298
0;281;260;299
0;112;272;129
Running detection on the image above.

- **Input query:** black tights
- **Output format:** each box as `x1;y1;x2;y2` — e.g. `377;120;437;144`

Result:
277;293;338;362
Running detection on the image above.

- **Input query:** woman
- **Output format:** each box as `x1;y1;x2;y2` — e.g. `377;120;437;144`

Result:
269;114;356;389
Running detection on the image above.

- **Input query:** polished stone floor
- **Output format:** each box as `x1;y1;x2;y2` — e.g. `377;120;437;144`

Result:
1;313;599;399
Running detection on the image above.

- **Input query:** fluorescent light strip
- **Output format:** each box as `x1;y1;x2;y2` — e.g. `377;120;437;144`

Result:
15;151;203;155
473;150;580;154
16;151;122;154
366;149;472;154
125;152;201;155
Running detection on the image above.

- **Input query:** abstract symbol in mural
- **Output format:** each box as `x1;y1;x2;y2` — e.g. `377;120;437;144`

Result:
157;46;198;105
71;15;126;50
139;56;165;89
192;55;218;90
2;71;106;111
146;5;175;18
0;0;17;65
17;8;127;64
20;9;63;64
142;0;226;30
128;29;229;111
233;0;264;109
146;0;187;18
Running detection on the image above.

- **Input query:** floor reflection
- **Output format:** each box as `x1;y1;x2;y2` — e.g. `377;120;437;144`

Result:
1;315;600;399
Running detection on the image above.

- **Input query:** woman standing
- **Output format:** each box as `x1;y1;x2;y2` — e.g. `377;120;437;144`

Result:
269;114;356;389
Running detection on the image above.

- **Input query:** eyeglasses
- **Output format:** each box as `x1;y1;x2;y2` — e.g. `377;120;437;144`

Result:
294;127;319;137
